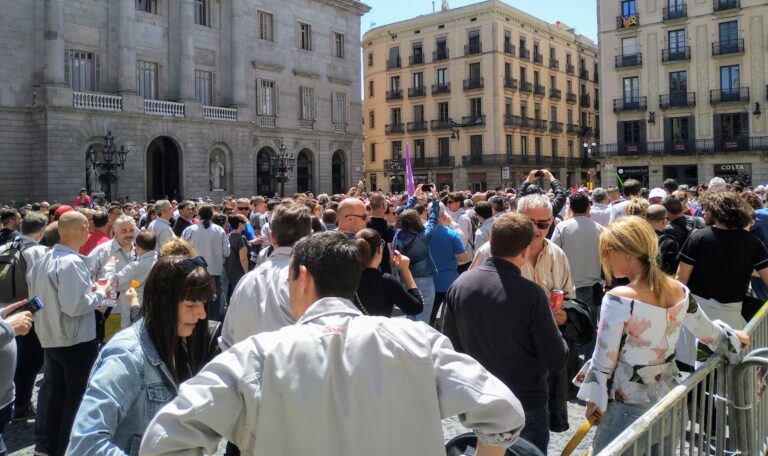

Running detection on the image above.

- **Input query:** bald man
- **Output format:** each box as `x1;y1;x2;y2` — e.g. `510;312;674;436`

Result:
27;211;108;455
336;198;369;238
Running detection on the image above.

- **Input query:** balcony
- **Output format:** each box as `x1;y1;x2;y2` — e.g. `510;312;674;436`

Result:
465;42;482;56
712;39;744;56
550;58;560;70
408;86;427;98
409;54;424;66
461;154;566;167
566;123;580;134
566;63;575;75
520;117;535;129
713;0;739;12
504;115;522;128
257;115;276;128
412;156;455;168
549;121;564;133
203;105;237;121
533;118;548;131
144;99;185;117
520;81;533;93
549;88;561;100
433;49;449;61
580;69;589;80
566;92;577;103
534;85;546;97
580;94;591;108
660;92;696;109
663;4;687;21
593;138;768;158
431;119;453;130
386;89;403;101
504;77;518;91
519;48;530;60
710;87;749;104
407;121;428;132
613;97;648;112
431;83;451;95
73;92;123;112
615;53;642;69
299;119;314;131
386;57;401;69
334;123;347;134
383;158;405;170
463;78;484;91
384;123;405;135
504;42;515;56
662;46;691;62
616;13;640;30
462;115;486;127
533;53;544;65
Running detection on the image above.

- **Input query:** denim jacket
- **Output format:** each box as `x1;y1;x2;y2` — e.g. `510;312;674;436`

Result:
394;197;439;278
67;319;178;456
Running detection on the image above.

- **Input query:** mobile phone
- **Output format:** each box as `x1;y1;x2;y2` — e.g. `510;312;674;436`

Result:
10;296;44;316
535;170;544;178
422;184;433;192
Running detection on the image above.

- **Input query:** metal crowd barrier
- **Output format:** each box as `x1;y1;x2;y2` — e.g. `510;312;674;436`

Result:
596;303;768;456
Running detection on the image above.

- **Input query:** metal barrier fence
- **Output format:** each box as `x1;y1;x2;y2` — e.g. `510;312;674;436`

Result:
596;303;768;456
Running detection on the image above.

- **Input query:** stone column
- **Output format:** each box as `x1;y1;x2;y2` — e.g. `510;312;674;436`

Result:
231;0;246;106
179;0;196;101
118;0;137;94
44;0;65;85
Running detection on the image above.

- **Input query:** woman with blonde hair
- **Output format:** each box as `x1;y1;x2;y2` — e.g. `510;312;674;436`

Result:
574;216;749;452
624;196;649;218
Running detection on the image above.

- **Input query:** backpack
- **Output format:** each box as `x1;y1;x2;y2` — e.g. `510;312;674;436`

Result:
0;240;30;302
467;212;481;249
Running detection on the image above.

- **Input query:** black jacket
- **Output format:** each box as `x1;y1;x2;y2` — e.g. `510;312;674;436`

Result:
656;230;680;275
442;257;568;411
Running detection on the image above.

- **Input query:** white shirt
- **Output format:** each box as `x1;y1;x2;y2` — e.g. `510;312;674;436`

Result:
112;250;158;327
0;234;47;306
181;222;230;276
140;297;525;456
220;246;293;351
473;217;494;252
147;217;175;252
446;207;474;262
589;203;611;227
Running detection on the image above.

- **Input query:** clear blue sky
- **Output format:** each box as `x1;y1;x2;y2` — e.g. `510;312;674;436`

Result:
361;0;598;43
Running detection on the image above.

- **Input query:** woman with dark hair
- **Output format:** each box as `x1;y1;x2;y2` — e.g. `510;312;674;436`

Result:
354;228;423;317
225;214;249;301
67;256;214;455
394;185;439;323
182;204;230;320
139;207;157;230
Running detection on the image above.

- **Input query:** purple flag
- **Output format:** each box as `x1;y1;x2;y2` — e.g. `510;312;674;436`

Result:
405;143;416;196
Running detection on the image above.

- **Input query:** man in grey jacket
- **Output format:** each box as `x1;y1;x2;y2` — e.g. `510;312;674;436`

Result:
143;232;525;456
27;211;108;455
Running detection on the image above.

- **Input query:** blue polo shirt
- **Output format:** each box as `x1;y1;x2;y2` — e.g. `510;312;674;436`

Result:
429;225;466;292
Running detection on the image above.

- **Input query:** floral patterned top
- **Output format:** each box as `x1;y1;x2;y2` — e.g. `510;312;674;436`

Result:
573;285;742;413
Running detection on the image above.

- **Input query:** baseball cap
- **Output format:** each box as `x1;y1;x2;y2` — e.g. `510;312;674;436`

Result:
649;188;666;200
55;205;74;218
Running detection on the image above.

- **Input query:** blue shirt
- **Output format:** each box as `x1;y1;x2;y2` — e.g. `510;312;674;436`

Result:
429;225;465;292
753;208;768;246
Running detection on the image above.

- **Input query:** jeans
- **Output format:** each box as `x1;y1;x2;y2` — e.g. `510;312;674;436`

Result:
593;401;679;454
0;402;12;456
14;326;44;410
430;292;447;327
409;276;435;324
576;283;602;359
520;405;549;455
41;340;99;456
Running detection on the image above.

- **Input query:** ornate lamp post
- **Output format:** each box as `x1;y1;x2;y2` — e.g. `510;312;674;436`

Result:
86;131;129;201
384;152;404;193
582;139;599;188
271;139;295;197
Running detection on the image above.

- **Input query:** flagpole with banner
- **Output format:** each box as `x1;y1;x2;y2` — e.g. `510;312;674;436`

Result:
405;143;416;197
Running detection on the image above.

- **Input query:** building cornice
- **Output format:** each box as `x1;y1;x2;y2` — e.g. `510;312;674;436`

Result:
320;0;371;16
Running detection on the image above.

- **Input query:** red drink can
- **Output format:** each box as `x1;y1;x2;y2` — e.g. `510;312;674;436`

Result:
550;289;564;311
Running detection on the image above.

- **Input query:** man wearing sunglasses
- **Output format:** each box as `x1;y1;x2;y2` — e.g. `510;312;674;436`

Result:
336;198;368;238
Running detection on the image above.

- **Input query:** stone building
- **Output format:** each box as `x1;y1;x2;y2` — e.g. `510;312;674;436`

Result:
362;0;599;193
596;0;768;188
0;0;370;204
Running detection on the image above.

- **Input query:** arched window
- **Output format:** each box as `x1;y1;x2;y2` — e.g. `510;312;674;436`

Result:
256;147;275;196
296;149;313;193
331;150;346;194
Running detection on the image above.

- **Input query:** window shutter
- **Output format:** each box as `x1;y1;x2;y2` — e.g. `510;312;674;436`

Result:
94;53;102;93
331;91;336;123
663;117;672;151
713;114;722;151
64;49;71;87
617;121;625;153
687;116;696;152
639;120;647;152
256;79;263;115
274;81;280;116
739;112;749;147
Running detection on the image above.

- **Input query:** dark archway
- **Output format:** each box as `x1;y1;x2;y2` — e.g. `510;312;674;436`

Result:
146;136;181;201
256;147;276;196
331;150;346;195
296;149;313;194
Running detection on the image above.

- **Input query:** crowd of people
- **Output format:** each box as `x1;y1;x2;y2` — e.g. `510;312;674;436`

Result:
0;170;761;455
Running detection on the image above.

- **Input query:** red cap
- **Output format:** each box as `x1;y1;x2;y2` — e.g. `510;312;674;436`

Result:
55;205;74;218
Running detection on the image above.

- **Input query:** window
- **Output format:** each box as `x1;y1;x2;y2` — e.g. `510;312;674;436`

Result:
195;70;212;105
300;87;315;120
437;102;449;121
370;143;376;162
257;79;277;116
567;80;573;92
623;120;642;144
505;98;513;116
470;97;482;118
533;70;540;87
468;29;481;53
390;76;401;92
194;0;209;26
581;111;588;127
334;32;345;58
413;105;424;123
435;37;448;59
534;103;541;120
332;91;347;124
414;139;425;160
670;117;690;143
551;139;558;157
520;100;528;119
368;111;375;129
520;67;527;83
413;72;423;89
623;76;640;102
438;137;450;163
668;29;685;53
719;113;745;144
566;53;572;65
388;47;401;68
567;109;573;124
368;80;374;97
437;68;448;85
506;135;513;157
367;52;373;67
369;173;377;190
719;21;738;47
69;50;96;92
505;62;512;80
138;61;158;99
504;31;512;52
550;75;557;89
669;71;687;95
136;0;156;13
622;0;637;16
392;141;402;159
470;135;483;157
720;65;739;92
468;62;481;82
258;11;274;41
534;137;542;158
568;140;574;157
622;36;638;55
521;136;529;155
299;22;312;51
391;108;401;125
550;105;558;122
412;42;423;64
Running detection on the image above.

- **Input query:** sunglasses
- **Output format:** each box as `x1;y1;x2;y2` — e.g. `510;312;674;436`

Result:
237;207;249;211
347;214;368;220
532;220;551;230
177;256;208;269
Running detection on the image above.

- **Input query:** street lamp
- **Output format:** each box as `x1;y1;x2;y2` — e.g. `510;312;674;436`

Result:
272;139;295;197
87;131;129;201
384;152;404;193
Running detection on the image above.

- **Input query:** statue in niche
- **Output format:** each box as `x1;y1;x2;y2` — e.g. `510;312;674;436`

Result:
210;152;226;191
87;158;103;195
